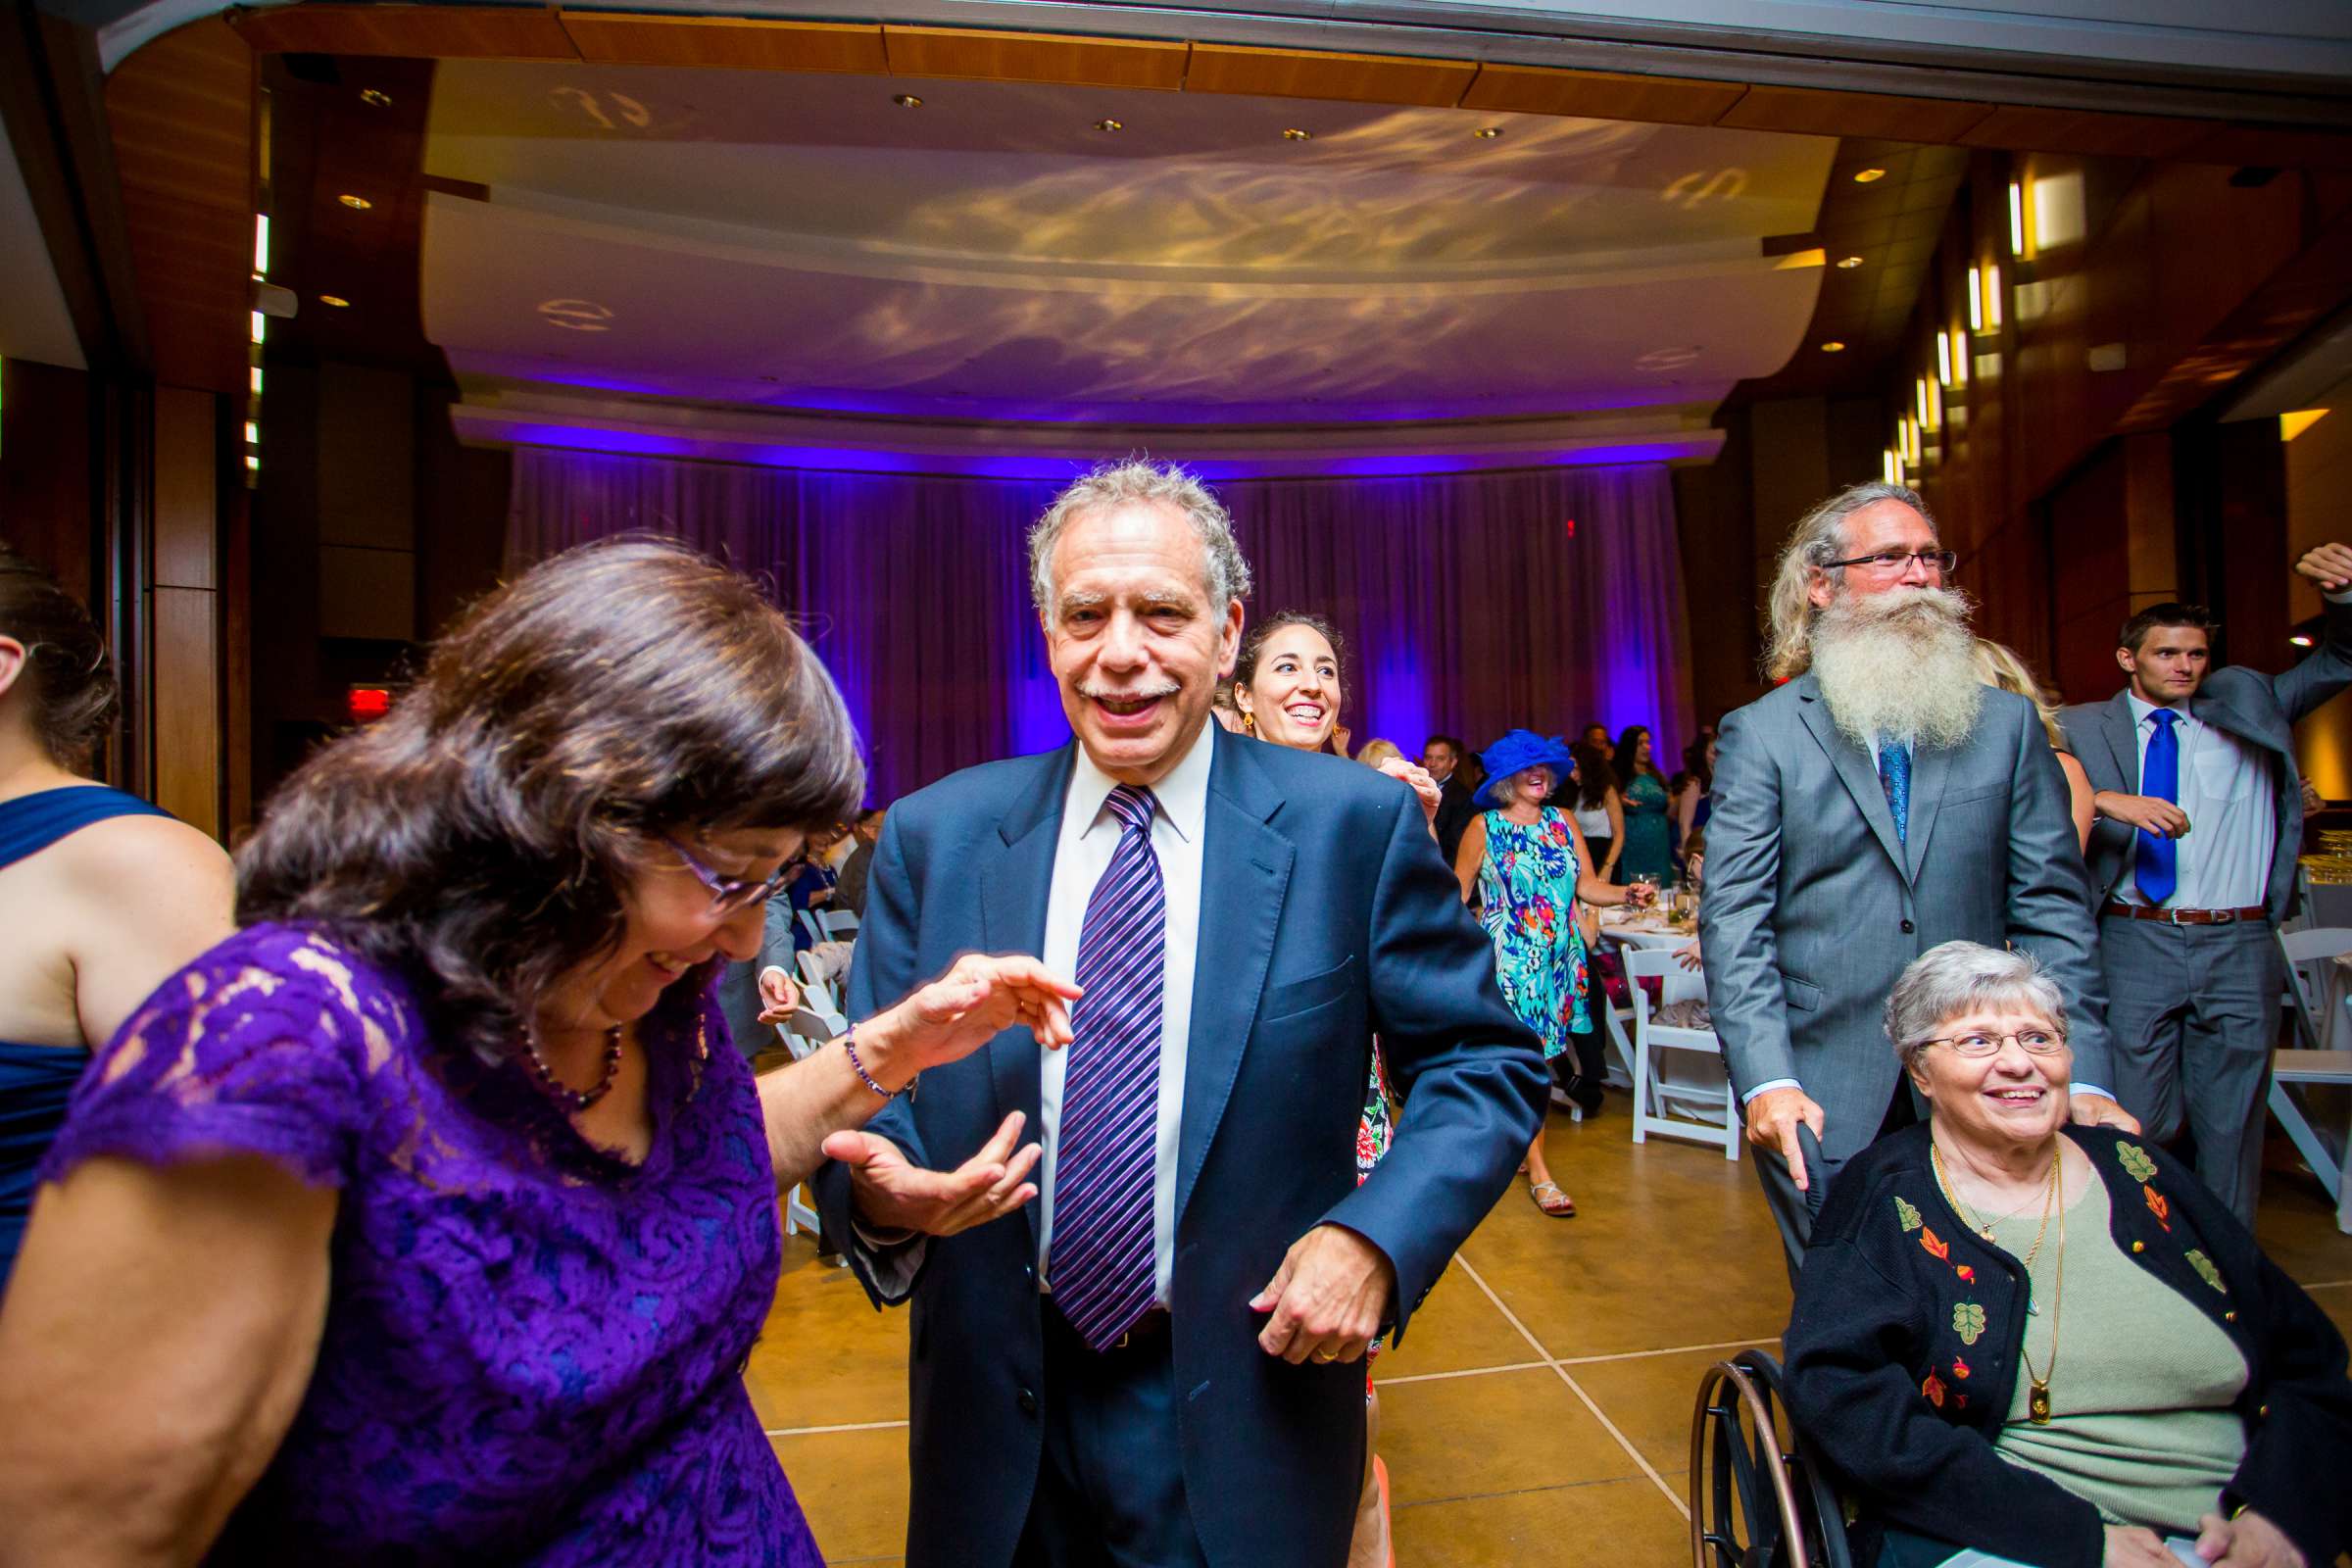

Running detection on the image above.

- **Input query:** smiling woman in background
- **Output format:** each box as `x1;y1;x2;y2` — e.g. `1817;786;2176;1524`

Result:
0;539;1077;1566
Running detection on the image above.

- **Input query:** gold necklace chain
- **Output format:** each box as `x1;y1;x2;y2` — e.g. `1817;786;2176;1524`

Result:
2018;1160;2067;1423
1930;1138;2066;1424
1932;1139;2058;1268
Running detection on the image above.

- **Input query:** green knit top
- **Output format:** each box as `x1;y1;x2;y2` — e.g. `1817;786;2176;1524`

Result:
1987;1173;2249;1534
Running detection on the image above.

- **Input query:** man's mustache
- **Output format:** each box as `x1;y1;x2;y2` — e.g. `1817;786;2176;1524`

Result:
1077;681;1182;702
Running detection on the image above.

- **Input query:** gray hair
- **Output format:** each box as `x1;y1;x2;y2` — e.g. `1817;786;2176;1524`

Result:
1027;460;1254;615
1764;481;1934;680
1885;941;2069;1074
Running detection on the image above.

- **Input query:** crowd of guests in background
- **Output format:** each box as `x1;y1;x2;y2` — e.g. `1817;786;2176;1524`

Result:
0;461;2349;1568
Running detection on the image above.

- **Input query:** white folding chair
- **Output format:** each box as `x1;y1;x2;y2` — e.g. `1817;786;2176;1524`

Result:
820;907;860;939
1621;947;1739;1160
2270;927;2352;1230
771;1012;846;1256
796;950;827;988
796;908;827;950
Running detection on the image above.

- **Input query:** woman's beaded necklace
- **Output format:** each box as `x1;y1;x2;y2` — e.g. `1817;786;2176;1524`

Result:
524;1024;626;1111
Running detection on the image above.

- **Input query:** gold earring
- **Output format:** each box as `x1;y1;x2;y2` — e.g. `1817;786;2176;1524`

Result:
1241;710;1257;735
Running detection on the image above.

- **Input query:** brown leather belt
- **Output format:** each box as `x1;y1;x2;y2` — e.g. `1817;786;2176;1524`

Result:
2101;901;2266;926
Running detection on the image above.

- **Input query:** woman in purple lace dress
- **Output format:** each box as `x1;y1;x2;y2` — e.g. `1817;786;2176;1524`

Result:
0;540;1077;1565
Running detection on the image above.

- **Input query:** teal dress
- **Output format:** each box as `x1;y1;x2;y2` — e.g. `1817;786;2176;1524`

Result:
1617;771;1673;884
1475;808;1591;1059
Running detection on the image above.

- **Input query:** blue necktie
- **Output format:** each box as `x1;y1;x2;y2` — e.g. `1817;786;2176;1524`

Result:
1878;740;1912;846
1051;784;1165;1351
2135;710;2180;906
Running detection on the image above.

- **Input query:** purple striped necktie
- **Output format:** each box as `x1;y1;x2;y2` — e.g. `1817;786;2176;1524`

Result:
1051;782;1166;1351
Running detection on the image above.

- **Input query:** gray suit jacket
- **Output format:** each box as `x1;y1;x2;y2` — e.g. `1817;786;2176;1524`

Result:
2059;595;2352;926
1699;675;2115;1161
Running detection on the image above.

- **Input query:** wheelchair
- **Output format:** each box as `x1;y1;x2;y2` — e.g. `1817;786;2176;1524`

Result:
1689;1349;1854;1568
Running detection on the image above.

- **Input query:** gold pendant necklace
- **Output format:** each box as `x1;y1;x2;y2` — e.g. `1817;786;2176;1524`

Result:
1931;1138;2066;1420
2019;1157;2066;1424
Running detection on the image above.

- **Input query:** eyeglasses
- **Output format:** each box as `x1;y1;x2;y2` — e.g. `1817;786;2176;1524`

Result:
1822;549;1959;576
1917;1029;2068;1057
662;834;791;915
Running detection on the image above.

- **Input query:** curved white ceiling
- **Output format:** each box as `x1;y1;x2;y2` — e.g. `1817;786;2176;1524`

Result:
422;61;1834;462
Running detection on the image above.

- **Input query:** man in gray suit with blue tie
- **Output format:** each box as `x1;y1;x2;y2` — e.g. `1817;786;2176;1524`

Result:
1701;482;2132;1278
2059;542;2352;1226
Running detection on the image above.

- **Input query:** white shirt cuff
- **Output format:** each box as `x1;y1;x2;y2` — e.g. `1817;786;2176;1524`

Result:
2070;1084;2116;1103
850;1219;926;1302
2326;588;2352;605
1740;1077;1803;1105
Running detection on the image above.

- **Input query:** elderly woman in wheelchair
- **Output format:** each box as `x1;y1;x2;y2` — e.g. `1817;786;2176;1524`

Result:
1781;942;2352;1568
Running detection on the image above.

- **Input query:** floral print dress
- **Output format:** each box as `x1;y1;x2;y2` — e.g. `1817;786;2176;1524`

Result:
1476;808;1592;1057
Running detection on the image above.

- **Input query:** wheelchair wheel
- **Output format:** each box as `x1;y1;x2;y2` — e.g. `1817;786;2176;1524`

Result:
1688;1352;1851;1568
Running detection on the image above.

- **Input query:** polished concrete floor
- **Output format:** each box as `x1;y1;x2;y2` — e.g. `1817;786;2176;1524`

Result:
745;1097;2352;1567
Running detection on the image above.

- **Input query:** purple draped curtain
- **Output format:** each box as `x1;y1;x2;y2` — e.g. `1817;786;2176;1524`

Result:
508;450;1694;803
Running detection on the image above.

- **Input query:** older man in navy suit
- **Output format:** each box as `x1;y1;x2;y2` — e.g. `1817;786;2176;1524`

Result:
813;461;1545;1568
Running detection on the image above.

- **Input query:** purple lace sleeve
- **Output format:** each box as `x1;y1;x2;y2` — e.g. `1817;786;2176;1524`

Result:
41;925;391;1191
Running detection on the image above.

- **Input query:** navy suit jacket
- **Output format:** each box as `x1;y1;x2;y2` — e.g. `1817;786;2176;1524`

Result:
813;724;1545;1568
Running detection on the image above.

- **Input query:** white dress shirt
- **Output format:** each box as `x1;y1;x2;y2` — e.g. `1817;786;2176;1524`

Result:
2118;692;2274;911
1036;715;1212;1306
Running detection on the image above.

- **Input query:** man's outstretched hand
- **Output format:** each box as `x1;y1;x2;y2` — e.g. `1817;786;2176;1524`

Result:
823;1111;1041;1238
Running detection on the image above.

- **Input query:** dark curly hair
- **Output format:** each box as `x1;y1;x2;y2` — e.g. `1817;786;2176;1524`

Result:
237;536;864;1066
0;544;117;766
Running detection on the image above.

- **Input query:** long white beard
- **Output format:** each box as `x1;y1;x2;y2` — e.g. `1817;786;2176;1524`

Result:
1812;586;1984;751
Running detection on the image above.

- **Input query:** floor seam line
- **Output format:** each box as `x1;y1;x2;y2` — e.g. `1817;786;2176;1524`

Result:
1377;1359;1551;1386
763;1419;909;1437
1555;1337;1780;1366
1451;1252;1691;1522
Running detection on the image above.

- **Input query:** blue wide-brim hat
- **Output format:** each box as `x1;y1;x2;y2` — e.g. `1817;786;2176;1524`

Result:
1473;729;1576;808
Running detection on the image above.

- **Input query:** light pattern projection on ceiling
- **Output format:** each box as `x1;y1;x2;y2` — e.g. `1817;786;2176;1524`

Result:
421;62;1836;468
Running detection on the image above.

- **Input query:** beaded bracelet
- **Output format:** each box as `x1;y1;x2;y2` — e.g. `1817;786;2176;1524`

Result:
843;1024;910;1100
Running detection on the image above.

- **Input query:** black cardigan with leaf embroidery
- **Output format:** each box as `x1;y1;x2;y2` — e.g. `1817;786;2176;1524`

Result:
1784;1122;2352;1568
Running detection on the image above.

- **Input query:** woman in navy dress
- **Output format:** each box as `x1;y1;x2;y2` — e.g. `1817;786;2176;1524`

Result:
0;546;233;1299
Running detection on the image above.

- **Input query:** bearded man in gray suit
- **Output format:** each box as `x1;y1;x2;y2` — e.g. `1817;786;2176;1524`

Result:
2059;544;2352;1226
1700;482;2133;1277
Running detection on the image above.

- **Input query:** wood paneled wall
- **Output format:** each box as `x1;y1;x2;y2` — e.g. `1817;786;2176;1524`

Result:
149;386;223;838
1899;152;2352;710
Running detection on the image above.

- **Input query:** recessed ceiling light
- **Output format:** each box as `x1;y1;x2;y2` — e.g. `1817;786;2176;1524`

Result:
360;88;392;108
1852;168;1886;183
1473;126;1501;139
1820;340;1846;353
318;294;351;309
1095;118;1123;132
1837;254;1865;269
893;93;923;109
338;194;372;210
1282;127;1312;141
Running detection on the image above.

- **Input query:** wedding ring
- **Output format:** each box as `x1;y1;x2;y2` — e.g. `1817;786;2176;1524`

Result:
1314;1348;1339;1363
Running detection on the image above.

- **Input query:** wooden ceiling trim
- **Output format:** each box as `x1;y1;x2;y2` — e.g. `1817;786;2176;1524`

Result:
1183;43;1475;109
105;16;252;393
1960;105;2207;161
1717;83;1995;144
882;27;1186;90
1458;62;1746;126
229;4;578;62
560;14;885;74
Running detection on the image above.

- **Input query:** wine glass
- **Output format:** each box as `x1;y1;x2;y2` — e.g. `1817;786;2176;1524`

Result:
1630;871;1661;915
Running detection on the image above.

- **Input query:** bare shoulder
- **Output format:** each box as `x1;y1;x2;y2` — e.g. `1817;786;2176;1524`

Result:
54;812;234;900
